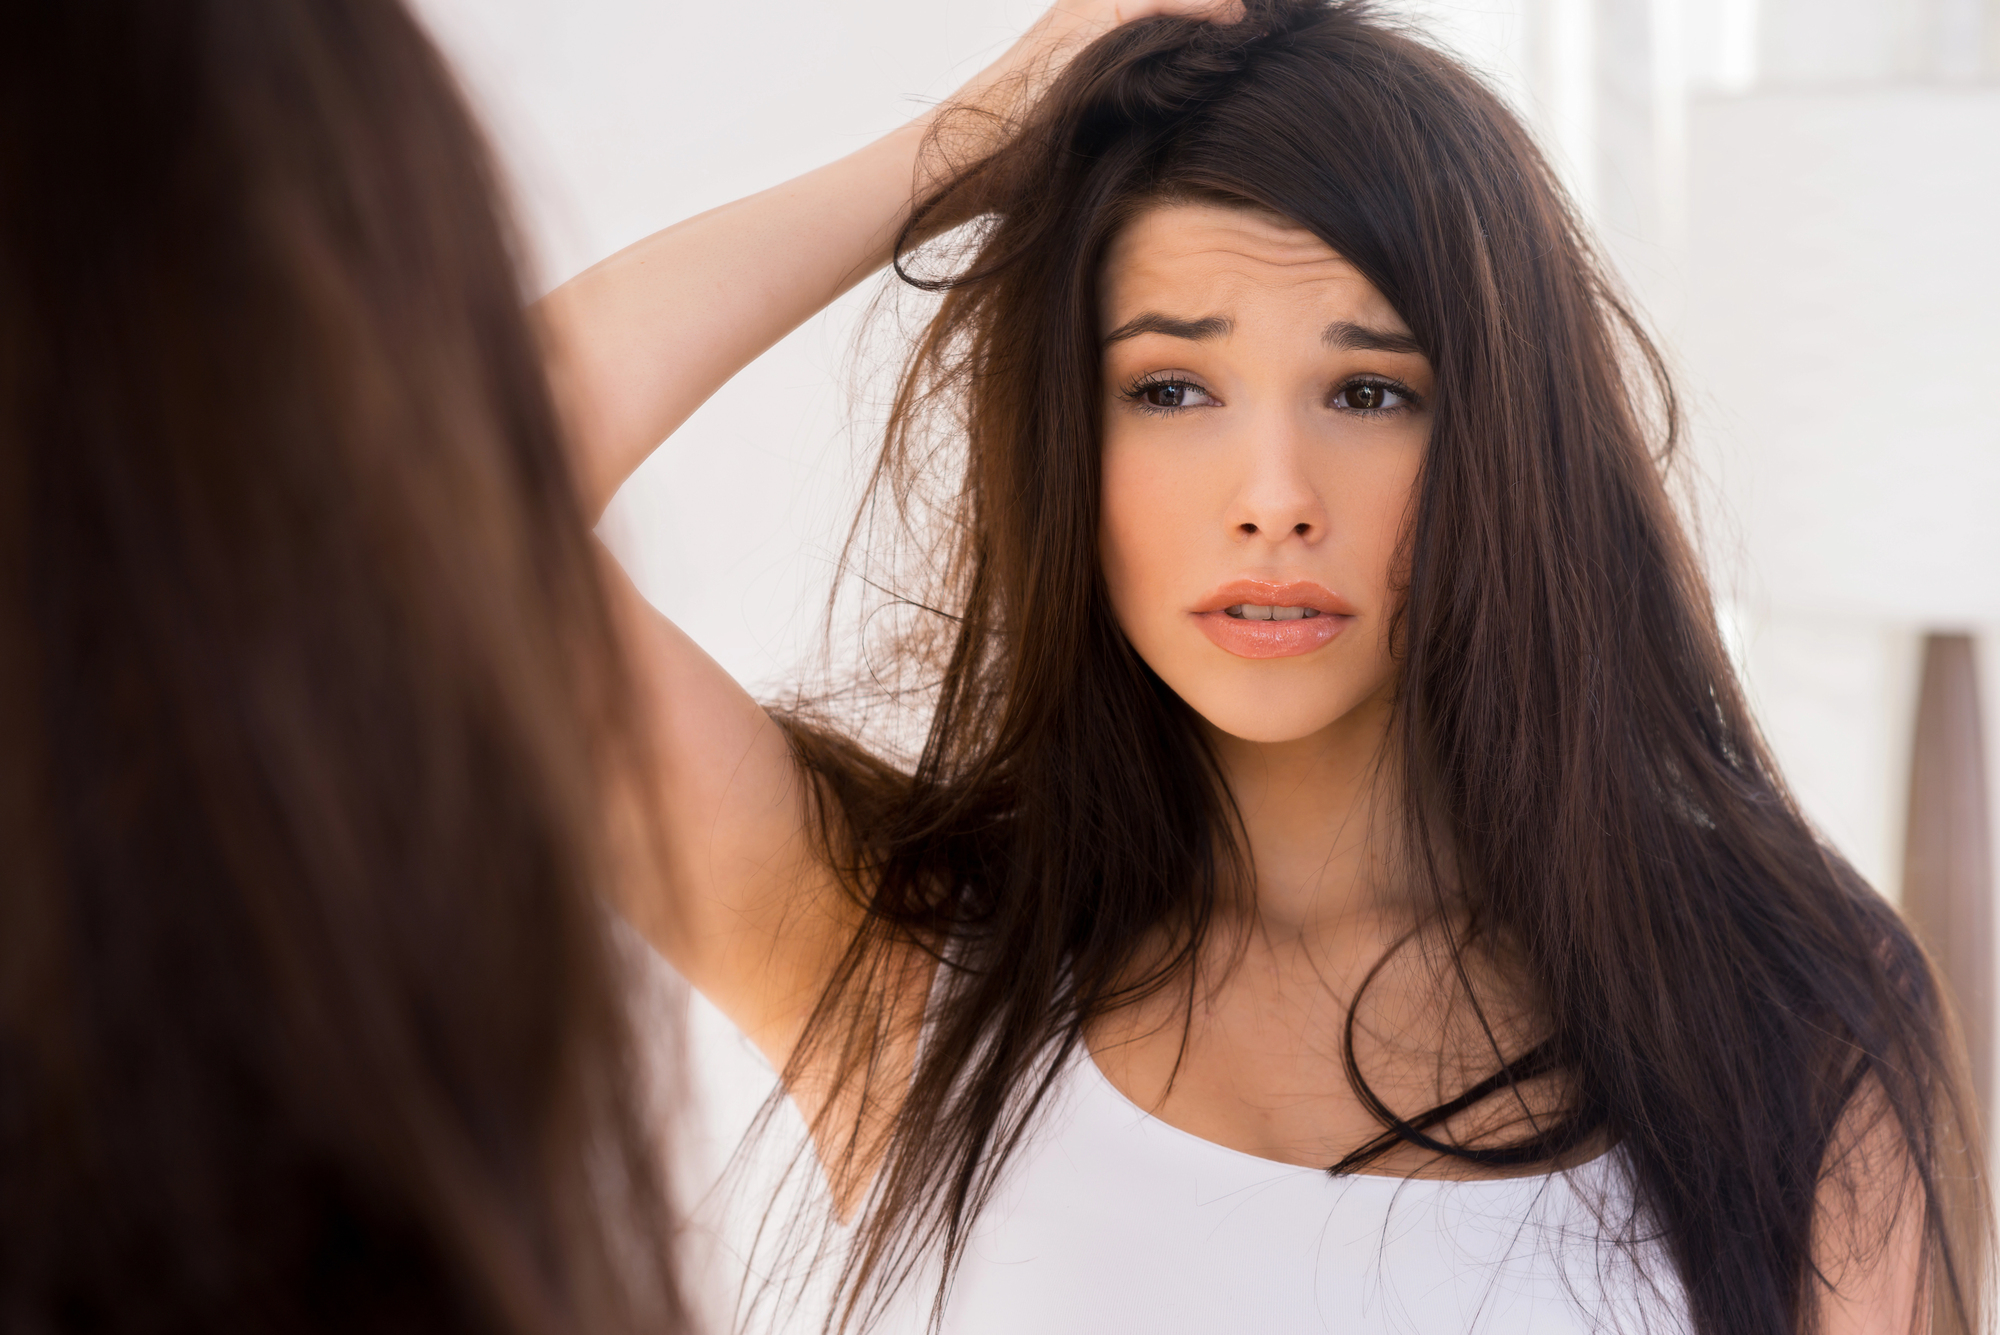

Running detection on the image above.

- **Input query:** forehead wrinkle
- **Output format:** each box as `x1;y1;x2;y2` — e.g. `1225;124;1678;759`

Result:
1109;211;1347;278
1129;238;1355;280
1102;207;1407;341
1107;251;1360;320
1143;210;1346;264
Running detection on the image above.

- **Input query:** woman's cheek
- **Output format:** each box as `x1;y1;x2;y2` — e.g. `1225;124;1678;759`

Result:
1097;449;1148;644
1098;436;1188;647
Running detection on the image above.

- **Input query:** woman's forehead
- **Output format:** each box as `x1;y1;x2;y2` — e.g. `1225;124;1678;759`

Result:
1099;202;1408;338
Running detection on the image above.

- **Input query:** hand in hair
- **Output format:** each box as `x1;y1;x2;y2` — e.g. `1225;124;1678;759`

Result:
919;1;1248;199
536;0;1237;1153
540;0;1241;517
1010;1;1250;82
1046;0;1249;57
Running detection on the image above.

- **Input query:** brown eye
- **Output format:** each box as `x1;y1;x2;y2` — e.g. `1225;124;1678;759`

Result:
1333;379;1408;412
1130;379;1214;410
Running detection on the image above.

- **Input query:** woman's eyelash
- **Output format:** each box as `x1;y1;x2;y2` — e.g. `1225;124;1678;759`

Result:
1120;374;1213;413
1333;375;1423;413
1118;373;1425;414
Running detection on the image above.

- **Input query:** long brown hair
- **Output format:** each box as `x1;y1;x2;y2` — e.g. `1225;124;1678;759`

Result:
775;3;1990;1332
0;2;683;1332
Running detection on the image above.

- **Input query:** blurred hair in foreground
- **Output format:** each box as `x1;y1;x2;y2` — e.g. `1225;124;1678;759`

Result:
0;3;684;1332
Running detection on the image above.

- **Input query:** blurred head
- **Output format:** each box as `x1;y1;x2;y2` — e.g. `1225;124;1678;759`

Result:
784;3;1985;1333
0;3;681;1333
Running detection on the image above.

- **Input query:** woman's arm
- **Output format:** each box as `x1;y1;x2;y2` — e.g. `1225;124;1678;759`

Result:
538;116;926;517
540;1;1241;519
546;1;1240;1083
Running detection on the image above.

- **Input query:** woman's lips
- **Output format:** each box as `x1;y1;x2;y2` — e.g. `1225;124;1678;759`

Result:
1191;579;1356;660
1196;609;1350;658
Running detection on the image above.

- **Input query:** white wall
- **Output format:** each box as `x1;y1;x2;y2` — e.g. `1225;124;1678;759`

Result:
1687;88;2000;626
1684;83;2000;903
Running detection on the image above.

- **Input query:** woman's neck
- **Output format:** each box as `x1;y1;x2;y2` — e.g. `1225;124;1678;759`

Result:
1202;686;1401;938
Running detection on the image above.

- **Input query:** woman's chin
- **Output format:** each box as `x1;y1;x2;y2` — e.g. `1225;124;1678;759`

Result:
1180;691;1370;748
1128;632;1398;750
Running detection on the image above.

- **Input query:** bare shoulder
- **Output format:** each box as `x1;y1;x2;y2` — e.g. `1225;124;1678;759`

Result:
1810;1076;1933;1335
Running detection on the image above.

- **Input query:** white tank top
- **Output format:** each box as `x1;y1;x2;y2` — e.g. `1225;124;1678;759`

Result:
878;1042;1690;1334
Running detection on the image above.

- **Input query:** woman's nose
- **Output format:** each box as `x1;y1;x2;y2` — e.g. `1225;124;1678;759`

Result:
1227;417;1326;544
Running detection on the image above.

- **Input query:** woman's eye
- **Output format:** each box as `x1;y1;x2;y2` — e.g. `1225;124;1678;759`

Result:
1332;380;1410;412
1133;380;1214;410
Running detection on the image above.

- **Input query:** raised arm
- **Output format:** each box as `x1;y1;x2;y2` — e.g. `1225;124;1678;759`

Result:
538;119;925;518
540;1;1241;518
542;1;1241;1085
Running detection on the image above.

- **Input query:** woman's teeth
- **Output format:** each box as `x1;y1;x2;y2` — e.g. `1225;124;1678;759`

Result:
1225;604;1319;621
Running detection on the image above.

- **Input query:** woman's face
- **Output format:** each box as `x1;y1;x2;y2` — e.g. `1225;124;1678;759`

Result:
1098;202;1433;745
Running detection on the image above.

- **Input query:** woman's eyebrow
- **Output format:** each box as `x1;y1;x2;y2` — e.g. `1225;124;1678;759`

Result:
1103;313;1232;344
1101;313;1421;355
1323;319;1423;354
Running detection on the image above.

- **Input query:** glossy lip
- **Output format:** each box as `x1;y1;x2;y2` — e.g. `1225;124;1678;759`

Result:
1192;578;1357;660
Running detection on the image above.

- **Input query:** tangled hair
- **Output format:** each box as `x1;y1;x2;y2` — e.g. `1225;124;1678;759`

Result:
763;3;1994;1333
0;2;683;1332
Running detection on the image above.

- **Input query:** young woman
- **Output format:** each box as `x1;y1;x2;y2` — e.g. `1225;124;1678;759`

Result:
544;2;1989;1332
0;2;685;1331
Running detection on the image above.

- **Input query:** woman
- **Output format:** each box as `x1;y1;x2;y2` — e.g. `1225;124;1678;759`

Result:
0;2;684;1331
544;1;1988;1332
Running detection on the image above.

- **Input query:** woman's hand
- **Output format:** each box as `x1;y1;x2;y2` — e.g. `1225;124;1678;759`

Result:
541;0;1242;519
933;1;1244;174
1049;0;1248;36
1038;0;1248;50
